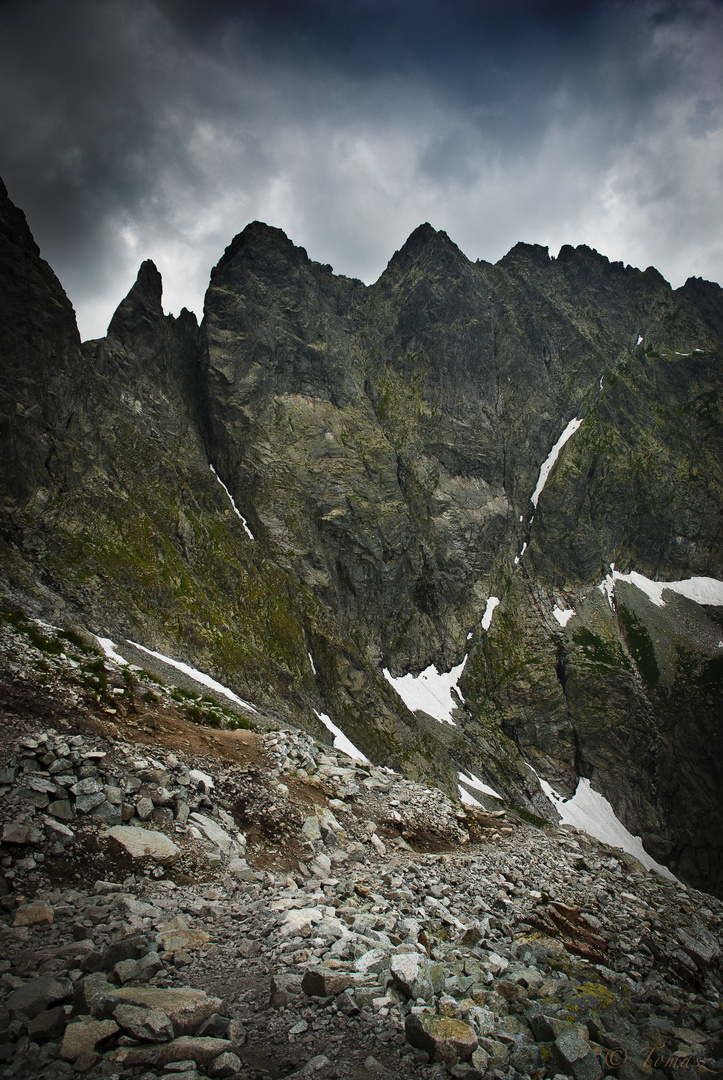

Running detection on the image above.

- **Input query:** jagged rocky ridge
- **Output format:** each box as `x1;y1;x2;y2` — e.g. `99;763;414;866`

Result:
0;616;722;1080
0;178;721;894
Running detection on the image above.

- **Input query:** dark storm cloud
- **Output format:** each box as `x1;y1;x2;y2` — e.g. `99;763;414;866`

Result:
0;0;721;338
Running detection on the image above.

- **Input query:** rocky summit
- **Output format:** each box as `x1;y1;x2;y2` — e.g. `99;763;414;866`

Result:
0;177;722;1074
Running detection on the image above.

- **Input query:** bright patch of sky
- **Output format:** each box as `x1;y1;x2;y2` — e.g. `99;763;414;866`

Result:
126;639;258;713
553;607;576;627
313;709;368;763
383;657;466;726
598;567;723;609
209;464;254;540
458;770;503;801
481;597;500;631
530;418;583;509
2;1;722;341
535;772;676;881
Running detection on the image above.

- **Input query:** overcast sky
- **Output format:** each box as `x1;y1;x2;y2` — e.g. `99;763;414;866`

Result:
1;0;721;340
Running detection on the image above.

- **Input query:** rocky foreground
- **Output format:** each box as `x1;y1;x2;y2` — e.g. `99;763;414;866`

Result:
0;611;722;1080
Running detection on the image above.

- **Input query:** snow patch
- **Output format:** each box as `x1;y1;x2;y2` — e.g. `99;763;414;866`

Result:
553;607;576;627
637;334;644;345
598;568;723;609
96;637;128;665
535;773;676;881
531;418;583;508
308;652;317;675
314;709;368;762
126;640;258;713
383;657;466;726
458;770;503;801
210;464;254;540
481;596;500;631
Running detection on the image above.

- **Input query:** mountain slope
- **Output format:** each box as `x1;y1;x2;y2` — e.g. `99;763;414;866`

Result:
0;180;721;893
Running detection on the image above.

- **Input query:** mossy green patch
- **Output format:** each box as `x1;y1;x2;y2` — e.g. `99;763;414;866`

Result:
618;605;659;690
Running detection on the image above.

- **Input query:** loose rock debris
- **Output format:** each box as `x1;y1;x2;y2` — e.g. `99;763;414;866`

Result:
0;614;722;1080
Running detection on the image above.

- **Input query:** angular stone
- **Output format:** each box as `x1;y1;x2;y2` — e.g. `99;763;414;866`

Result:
106;825;179;861
27;1006;69;1041
8;975;73;1018
159;928;211;952
529;1013;588;1042
71;778;102;796
553;1032;603;1080
208;1051;242;1078
2;821;43;844
405;1014;478;1064
136;796;154;820
677;927;721;969
101;933;152;971
93;985;222;1035
91;800;123;824
353;948;389;976
26;776;59;794
309;852;332;878
60;1018;119;1061
390;953;445;1001
43;816;75;840
477;1037;509;1066
189;812;238;854
47;800;75;821
114;1003;174;1042
301;966;360;997
115;952;163;984
13;902;54;927
510;1043;543;1073
279;907;324;936
236;939;260;959
75;791;107;813
48;759;74;775
152;806;174;828
112;1036;232;1069
458;924;483;946
301;815;322;842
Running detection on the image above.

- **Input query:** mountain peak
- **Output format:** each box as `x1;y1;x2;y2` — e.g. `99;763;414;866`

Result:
107;259;164;342
215;221;308;274
382;222;468;282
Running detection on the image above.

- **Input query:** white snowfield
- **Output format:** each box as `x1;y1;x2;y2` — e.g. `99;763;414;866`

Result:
553;606;576;627
314;709;369;762
534;770;676;881
481;596;500;631
599;566;723;609
530;417;583;508
96;637;128;665
209;463;254;540
457;769;503;803
96;636;259;714
383;657;466;726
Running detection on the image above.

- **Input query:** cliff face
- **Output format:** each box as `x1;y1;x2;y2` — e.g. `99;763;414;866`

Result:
1;183;721;893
